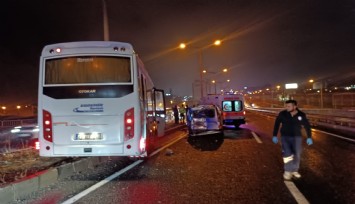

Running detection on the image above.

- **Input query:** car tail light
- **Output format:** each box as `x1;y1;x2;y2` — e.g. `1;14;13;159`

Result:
124;108;134;141
43;110;53;142
140;137;146;152
35;141;40;150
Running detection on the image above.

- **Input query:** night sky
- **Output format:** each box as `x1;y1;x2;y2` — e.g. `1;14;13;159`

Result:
1;0;354;104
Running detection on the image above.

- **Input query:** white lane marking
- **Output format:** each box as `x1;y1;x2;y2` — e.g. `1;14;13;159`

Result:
61;132;187;204
312;129;355;143
284;181;310;204
251;131;262;143
61;160;143;204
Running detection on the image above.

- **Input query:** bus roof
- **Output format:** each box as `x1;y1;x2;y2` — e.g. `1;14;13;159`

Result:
41;41;134;56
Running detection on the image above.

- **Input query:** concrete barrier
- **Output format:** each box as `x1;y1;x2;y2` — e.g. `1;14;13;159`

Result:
13;176;39;200
0;185;14;204
0;125;184;202
73;158;89;173
88;157;100;169
38;168;58;188
57;163;76;180
0;156;122;203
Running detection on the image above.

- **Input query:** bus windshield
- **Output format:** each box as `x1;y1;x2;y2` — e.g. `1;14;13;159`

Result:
44;56;131;85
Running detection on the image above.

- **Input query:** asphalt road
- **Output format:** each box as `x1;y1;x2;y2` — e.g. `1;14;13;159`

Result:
15;111;354;204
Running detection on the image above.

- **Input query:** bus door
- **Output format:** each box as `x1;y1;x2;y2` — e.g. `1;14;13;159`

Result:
153;89;166;137
146;90;155;136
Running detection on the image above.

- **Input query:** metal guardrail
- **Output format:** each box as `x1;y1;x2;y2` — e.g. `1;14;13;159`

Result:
247;107;355;134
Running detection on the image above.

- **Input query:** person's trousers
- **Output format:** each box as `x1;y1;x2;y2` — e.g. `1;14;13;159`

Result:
281;136;302;172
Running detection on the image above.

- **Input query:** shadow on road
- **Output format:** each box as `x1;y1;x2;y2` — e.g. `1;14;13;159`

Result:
187;134;224;151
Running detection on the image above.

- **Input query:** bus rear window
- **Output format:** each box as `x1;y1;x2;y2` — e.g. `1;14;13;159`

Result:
44;56;131;85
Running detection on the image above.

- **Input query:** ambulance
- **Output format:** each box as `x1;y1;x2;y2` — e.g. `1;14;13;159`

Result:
201;94;246;128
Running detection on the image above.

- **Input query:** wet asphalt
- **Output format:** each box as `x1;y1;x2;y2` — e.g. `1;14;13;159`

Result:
14;112;354;204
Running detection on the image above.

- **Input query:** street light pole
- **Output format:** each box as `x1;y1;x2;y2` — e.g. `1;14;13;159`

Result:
179;40;222;99
271;89;274;108
320;82;324;109
309;79;324;109
198;49;204;98
211;80;217;94
102;0;109;41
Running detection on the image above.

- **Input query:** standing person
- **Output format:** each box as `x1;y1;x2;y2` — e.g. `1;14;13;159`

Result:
180;104;186;124
185;105;189;117
173;105;179;124
272;100;313;180
185;105;192;127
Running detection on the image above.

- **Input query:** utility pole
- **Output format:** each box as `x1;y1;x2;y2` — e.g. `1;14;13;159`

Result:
102;0;109;41
198;50;204;98
320;82;324;108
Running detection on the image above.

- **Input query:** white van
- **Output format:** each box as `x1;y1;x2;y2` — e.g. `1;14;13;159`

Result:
187;105;223;136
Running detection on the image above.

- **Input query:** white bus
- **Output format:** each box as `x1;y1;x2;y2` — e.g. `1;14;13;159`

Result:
38;41;166;157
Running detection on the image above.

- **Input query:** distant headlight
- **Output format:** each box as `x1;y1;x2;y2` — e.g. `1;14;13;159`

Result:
11;129;21;133
32;128;40;132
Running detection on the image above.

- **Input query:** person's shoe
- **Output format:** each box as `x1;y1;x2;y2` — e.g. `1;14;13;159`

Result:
292;172;301;179
283;171;292;180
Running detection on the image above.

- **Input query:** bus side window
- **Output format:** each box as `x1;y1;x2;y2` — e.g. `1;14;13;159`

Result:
140;74;145;102
154;91;165;111
146;90;153;115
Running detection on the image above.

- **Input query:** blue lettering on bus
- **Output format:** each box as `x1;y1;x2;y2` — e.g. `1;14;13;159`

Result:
73;104;104;113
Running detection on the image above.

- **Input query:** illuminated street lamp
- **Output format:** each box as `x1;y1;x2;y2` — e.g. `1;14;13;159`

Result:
222;68;228;73
227;79;230;82
16;105;21;115
202;70;207;73
179;40;222;98
309;79;314;83
1;106;6;115
214;40;222;46
179;43;186;49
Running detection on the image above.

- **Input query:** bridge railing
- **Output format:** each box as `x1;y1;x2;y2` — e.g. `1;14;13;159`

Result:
247;107;355;134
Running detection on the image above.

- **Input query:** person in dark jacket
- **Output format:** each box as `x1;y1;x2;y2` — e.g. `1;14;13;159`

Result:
272;100;313;180
173;105;179;124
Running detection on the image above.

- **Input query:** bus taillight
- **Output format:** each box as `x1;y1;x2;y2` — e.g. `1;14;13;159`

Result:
43;110;53;142
124;108;134;141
